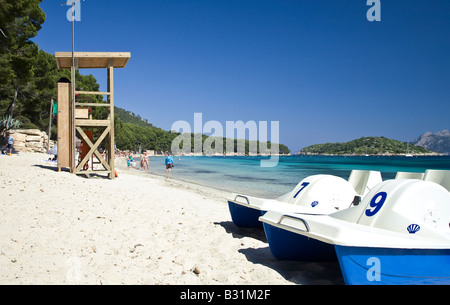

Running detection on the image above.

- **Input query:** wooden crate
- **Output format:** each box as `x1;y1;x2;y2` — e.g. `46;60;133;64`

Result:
75;107;90;119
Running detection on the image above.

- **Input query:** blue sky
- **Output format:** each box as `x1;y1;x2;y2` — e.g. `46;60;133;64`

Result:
34;0;450;151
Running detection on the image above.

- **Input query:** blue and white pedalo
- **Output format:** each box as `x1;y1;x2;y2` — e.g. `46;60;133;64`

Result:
227;170;382;261
227;172;367;229
260;178;450;284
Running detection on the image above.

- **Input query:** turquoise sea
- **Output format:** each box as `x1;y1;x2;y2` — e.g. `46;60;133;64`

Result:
136;155;450;198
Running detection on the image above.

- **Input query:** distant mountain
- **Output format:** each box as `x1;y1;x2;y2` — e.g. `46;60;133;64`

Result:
414;130;450;155
297;136;437;156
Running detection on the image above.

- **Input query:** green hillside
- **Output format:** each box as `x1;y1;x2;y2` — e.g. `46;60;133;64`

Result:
299;137;436;155
115;107;154;128
114;107;290;154
113;107;178;152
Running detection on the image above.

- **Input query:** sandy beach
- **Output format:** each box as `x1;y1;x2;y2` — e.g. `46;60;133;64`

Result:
0;152;343;285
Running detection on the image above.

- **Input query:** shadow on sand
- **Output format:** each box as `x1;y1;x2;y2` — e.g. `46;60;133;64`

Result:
214;221;344;285
33;164;111;179
33;163;68;172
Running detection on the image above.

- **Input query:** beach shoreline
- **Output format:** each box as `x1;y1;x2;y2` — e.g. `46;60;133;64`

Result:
115;155;288;199
0;152;344;285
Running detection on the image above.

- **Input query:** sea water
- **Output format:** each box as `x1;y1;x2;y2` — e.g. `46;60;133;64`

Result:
136;155;450;198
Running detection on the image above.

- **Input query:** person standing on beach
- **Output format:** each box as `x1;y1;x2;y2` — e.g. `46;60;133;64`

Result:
165;152;174;177
6;133;14;156
127;152;134;168
140;151;149;171
140;152;145;171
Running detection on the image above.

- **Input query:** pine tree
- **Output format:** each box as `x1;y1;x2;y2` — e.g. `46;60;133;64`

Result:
0;0;46;121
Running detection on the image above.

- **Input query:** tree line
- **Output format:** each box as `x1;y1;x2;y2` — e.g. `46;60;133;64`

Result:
114;107;290;154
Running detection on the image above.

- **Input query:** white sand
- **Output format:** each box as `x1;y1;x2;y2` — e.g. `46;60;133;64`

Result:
0;152;343;285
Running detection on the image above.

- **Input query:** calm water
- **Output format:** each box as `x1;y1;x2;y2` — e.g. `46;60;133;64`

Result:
136;155;450;198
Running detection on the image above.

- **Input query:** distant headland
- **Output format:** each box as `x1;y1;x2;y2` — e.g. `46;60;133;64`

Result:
294;136;444;156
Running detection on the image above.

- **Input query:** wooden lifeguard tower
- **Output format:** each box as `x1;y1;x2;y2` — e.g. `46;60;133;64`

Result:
55;52;131;179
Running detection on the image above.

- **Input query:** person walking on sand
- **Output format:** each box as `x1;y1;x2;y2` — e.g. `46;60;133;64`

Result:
6;132;14;156
165;152;174;177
